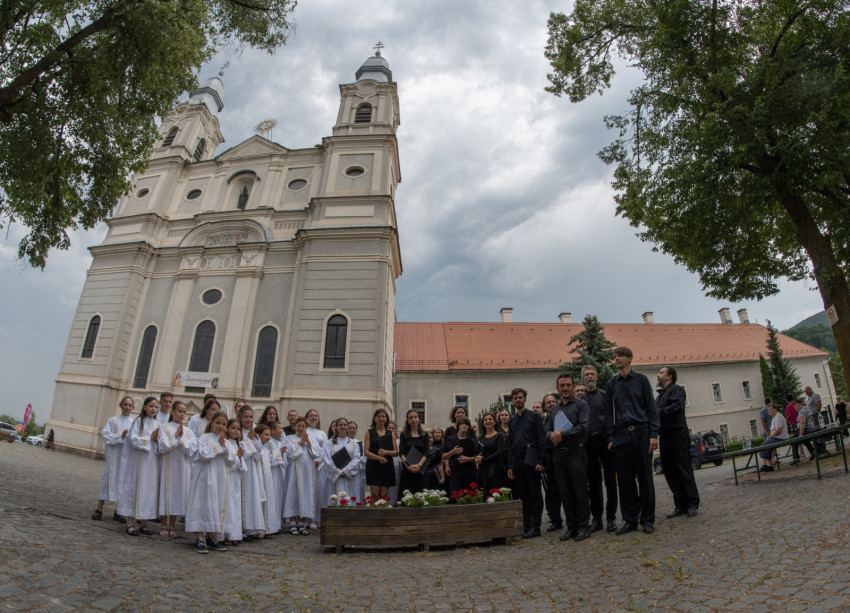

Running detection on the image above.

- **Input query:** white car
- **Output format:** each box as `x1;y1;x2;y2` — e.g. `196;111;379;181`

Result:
25;435;44;446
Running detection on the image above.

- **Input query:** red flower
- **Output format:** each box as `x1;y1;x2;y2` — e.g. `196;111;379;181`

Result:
350;496;357;501
385;496;391;501
356;503;362;507
470;482;478;489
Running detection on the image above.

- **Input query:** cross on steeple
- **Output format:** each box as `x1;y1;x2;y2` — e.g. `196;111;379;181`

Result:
373;41;385;56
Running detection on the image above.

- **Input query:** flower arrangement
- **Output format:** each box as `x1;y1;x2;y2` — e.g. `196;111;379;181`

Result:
329;492;360;507
486;487;512;503
451;482;484;505
399;489;449;507
363;495;392;508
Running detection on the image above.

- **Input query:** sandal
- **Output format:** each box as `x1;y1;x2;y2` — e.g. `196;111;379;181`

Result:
160;527;169;537
125;526;138;537
139;526;153;536
289;526;299;535
169;529;178;538
298;527;310;536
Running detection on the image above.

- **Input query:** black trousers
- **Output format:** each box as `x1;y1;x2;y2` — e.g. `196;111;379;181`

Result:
612;426;655;525
587;434;618;521
511;454;543;528
553;444;590;530
544;451;564;526
659;428;700;511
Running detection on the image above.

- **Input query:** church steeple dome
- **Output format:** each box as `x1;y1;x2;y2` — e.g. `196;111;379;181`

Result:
355;42;392;83
189;73;224;114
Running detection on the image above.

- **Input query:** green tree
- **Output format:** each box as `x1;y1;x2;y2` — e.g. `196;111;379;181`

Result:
766;320;802;404
759;354;775;402
829;351;848;399
559;314;616;386
475;396;509;433
0;0;296;267
545;0;850;396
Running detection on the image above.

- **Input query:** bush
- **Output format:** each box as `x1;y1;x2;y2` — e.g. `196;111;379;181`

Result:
725;441;743;453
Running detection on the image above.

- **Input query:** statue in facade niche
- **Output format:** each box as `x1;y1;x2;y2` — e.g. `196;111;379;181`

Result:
237;186;249;210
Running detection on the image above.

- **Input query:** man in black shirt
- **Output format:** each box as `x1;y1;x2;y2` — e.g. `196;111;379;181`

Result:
604;346;660;535
507;387;546;538
582;365;619;533
547;374;591;542
656;366;700;518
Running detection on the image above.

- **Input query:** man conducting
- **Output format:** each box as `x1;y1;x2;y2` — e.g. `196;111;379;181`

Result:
656;366;699;518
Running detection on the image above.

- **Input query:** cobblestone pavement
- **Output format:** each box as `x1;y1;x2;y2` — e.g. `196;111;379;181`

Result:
2;442;849;612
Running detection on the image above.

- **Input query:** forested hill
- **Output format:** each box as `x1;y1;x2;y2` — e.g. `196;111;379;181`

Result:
783;311;836;352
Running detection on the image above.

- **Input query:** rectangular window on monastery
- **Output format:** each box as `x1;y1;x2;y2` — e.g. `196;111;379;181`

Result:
711;383;723;403
814;373;823;389
502;394;514;411
742;380;752;400
411;401;426;424
454;394;469;410
749;419;758;438
719;423;730;444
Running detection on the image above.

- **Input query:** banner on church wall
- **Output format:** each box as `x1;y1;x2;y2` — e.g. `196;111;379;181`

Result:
173;371;220;388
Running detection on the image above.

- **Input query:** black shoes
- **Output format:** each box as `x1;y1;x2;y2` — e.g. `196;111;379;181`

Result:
573;527;591;542
546;523;563;533
589;518;604;533
642;522;655;534
666;508;685;519
615;522;638;535
559;528;577;542
686;506;698;517
91;509;102;520
523;527;541;539
761;465;774;472
607;520;618;533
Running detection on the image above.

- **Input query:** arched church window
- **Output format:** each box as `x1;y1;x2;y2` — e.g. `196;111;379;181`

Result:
193;138;206;162
162;127;178;146
354;103;372;123
323;314;348;368
252;326;278;397
133;326;158;388
186;320;215;392
80;315;101;359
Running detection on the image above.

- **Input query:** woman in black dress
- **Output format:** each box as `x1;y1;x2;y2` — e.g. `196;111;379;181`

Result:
363;408;398;501
443;405;476;479
399;410;430;494
447;417;477;497
475;412;508;494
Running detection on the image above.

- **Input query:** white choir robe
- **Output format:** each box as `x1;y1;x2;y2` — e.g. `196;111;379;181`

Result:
319;437;363;506
98;414;133;502
307;427;328;521
223;439;247;540
187;414;208;439
259;444;281;534
240;433;266;533
156;411;171;427
117;417;160;520
269;437;289;527
186;432;239;534
283;435;318;520
350;439;367;504
157;422;197;517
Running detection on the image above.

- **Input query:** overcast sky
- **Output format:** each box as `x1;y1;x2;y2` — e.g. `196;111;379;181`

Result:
0;0;826;421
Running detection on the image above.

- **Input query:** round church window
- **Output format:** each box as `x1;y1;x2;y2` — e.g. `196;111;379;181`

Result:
136;188;150;198
345;166;365;177
288;179;308;191
202;289;222;305
187;189;202;200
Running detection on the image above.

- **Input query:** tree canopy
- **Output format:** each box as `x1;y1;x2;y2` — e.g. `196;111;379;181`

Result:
0;0;296;267
560;314;617;386
545;0;850;392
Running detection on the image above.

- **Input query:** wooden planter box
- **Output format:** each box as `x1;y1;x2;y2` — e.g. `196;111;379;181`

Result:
320;500;523;552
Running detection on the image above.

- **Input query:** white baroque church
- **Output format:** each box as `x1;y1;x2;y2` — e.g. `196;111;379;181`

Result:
48;53;402;456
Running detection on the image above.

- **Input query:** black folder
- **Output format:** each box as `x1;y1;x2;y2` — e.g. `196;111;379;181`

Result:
331;446;352;470
524;444;539;467
378;433;394;451
459;437;477;457
404;445;424;466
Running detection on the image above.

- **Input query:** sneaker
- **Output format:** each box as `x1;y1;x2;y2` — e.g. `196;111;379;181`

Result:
207;539;227;551
193;538;208;554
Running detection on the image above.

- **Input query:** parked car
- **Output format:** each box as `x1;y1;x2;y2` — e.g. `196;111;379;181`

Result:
0;421;17;443
653;430;726;474
25;434;44;447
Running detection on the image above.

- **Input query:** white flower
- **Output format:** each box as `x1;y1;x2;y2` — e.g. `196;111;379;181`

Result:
486;497;495;503
338;491;348;498
330;494;338;500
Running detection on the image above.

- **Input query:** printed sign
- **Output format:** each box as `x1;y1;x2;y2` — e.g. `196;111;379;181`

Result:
827;305;839;327
173;371;220;388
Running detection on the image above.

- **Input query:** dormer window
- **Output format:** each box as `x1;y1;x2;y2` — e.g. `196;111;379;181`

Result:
162;127;178;146
193;138;206;162
354;103;372;123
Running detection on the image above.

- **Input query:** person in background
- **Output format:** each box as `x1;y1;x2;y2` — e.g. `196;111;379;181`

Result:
575;384;587;399
834;396;847;435
797;397;821;462
156;392;173;427
656;366;699;518
284;410;298;436
759;397;772;438
46;428;55;451
258;406;278;427
759;403;789;471
498;409;511;435
785;394;800;463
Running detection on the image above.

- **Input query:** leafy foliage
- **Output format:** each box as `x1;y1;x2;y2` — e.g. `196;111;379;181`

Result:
759;354;774;402
783;325;838;353
766;320;802;403
0;0;296;267
559;314;616;386
545;0;850;393
829;352;848;398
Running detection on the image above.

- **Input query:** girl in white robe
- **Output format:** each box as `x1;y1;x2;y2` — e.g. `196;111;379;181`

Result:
92;396;134;521
238;405;266;539
347;420;367;504
284;417;318;535
223;418;247;545
320;418;363;506
157;401;197;537
117;396;161;536
267;422;288;532
186;411;238;553
188;399;220;439
255;424;281;535
305;409;327;527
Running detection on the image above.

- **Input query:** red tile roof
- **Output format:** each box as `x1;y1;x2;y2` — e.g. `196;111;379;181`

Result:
394;322;827;371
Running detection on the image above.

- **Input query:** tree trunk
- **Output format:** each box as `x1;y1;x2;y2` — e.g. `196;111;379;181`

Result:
782;195;850;398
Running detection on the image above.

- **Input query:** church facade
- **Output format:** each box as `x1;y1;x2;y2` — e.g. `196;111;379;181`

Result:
47;54;402;457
